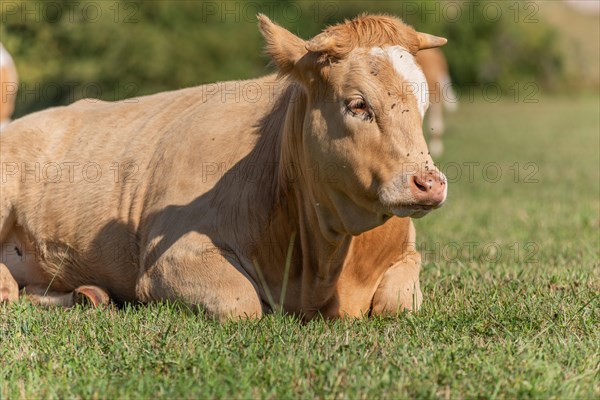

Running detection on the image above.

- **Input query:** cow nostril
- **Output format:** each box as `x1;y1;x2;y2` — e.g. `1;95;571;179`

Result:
412;176;428;192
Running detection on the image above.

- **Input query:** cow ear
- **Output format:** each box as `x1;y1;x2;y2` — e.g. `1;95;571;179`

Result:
258;14;308;77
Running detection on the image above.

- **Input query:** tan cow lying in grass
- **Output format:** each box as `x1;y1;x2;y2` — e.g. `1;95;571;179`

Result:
0;42;18;132
416;48;457;156
0;14;448;320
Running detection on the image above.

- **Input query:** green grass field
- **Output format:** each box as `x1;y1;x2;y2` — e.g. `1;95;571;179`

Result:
1;94;598;399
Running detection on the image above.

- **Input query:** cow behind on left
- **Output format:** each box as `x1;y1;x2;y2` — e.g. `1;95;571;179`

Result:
0;43;18;132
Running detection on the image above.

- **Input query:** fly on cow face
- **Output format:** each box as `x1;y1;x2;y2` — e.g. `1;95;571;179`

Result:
370;46;430;118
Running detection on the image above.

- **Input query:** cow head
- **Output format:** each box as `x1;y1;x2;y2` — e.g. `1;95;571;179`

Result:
259;14;448;236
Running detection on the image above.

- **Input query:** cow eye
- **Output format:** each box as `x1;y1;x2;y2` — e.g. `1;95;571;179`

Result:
345;97;373;121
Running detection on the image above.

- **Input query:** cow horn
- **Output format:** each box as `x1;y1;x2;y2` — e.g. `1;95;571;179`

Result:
417;32;447;50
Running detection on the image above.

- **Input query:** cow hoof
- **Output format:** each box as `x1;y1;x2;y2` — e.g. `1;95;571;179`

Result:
73;286;111;307
0;263;19;303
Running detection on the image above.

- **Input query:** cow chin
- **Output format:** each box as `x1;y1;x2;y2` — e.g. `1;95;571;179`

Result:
378;178;446;220
389;206;432;219
378;187;435;219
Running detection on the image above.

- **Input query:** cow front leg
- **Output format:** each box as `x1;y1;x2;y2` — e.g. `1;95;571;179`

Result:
0;263;19;302
371;250;423;315
137;235;264;321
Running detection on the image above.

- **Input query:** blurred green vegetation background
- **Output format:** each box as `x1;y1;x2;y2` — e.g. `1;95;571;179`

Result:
1;0;598;118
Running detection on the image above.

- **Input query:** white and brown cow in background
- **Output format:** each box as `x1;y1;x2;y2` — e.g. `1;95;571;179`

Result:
0;43;18;132
0;14;448;320
416;48;457;157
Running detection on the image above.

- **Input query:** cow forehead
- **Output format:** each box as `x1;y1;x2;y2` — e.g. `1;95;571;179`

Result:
370;46;429;118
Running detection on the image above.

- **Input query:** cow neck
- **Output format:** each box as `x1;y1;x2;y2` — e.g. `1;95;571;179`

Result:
248;79;353;314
